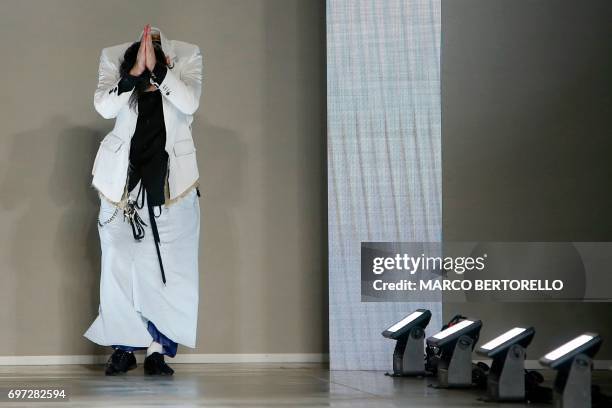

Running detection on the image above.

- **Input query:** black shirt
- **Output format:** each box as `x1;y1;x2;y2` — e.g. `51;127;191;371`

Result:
118;64;169;206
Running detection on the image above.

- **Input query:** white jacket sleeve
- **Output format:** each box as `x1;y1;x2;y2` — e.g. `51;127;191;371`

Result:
153;46;203;115
93;49;133;119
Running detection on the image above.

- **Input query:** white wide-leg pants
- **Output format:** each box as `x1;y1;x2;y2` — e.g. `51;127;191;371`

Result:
84;182;200;349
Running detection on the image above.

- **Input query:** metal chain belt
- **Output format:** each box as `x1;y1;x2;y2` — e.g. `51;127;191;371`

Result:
97;206;120;227
96;187;165;284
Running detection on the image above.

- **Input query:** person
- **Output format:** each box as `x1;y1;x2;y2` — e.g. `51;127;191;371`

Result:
83;25;203;376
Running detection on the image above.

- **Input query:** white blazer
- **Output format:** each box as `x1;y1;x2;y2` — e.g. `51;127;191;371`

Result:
91;27;202;204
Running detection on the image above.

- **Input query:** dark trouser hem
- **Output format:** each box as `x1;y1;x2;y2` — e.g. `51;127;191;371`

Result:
112;321;178;357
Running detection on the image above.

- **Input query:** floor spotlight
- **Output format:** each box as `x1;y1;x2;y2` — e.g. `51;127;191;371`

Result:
540;333;602;408
382;309;432;376
476;327;535;401
426;318;482;388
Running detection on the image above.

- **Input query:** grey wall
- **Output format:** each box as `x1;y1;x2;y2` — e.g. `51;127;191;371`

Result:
327;0;442;370
0;0;326;356
442;0;612;358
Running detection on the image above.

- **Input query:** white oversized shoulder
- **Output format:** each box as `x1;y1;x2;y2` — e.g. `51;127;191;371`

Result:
100;42;133;66
169;40;201;58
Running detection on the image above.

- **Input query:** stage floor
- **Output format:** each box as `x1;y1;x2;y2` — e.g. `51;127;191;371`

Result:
0;363;611;407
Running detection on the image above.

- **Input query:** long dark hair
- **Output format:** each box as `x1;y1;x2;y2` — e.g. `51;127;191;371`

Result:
119;41;168;111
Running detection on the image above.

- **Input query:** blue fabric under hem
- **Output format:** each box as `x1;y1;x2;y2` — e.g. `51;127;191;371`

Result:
112;321;178;357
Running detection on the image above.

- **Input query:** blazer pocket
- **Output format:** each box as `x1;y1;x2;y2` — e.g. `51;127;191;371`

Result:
173;139;196;157
101;133;124;153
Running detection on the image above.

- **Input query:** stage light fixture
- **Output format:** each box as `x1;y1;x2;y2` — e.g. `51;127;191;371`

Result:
426;318;482;388
382;309;432;376
476;327;535;401
540;333;602;408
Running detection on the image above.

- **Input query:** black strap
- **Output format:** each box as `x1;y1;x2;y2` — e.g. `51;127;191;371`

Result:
128;208;147;240
146;193;166;285
135;181;146;210
125;184;147;241
125;183;167;285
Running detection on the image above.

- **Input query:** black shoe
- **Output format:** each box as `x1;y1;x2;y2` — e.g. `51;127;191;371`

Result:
105;349;137;376
144;352;174;376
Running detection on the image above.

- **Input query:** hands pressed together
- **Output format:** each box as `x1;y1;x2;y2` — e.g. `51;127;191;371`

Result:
129;24;165;77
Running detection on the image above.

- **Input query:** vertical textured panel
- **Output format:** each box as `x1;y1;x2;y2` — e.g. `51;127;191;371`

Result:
327;0;442;370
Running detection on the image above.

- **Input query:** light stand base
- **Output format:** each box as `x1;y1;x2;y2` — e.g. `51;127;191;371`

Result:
553;353;592;408
484;344;526;401
436;335;474;388
386;327;426;377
